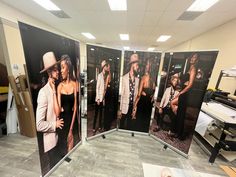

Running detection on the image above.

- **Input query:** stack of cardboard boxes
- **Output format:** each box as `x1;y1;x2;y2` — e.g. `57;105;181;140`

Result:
8;75;36;137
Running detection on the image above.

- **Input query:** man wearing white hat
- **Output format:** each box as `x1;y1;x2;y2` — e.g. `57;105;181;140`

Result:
36;51;64;170
93;60;108;133
119;54;139;130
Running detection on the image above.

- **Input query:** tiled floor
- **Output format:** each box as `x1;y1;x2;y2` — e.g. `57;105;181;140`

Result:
0;119;235;177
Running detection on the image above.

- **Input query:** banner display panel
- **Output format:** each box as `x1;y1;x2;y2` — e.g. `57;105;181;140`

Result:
87;45;121;137
119;51;161;132
19;22;81;176
150;51;218;154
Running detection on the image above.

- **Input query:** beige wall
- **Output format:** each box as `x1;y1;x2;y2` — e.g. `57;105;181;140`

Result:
168;18;236;94
0;19;26;76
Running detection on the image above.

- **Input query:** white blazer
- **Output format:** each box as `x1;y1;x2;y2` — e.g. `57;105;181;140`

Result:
120;73;139;114
36;82;57;153
159;86;179;108
95;72;105;102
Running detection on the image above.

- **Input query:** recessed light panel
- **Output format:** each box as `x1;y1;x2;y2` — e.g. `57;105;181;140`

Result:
81;33;96;39
120;34;129;40
123;46;130;50
157;35;171;42
187;0;219;12
108;0;127;11
32;0;61;11
147;47;155;51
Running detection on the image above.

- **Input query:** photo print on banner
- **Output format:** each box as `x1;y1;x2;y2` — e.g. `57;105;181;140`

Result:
119;51;161;133
87;45;121;137
19;22;81;176
150;51;218;154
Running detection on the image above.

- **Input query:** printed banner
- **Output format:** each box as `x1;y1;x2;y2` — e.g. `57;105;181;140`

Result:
119;51;161;132
19;22;81;176
150;51;218;154
87;45;121;137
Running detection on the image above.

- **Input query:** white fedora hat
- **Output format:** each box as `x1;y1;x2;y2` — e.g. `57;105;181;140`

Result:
40;51;60;73
101;60;107;69
129;53;139;65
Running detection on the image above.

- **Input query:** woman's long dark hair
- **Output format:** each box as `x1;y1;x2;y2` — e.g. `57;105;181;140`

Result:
61;54;76;81
185;52;199;73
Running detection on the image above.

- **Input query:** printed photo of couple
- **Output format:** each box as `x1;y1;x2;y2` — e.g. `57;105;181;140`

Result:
87;45;121;137
19;22;81;176
151;51;218;154
119;51;161;133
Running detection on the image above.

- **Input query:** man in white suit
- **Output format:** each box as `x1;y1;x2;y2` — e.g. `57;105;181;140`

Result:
93;60;108;132
154;75;179;133
120;54;139;130
36;52;64;170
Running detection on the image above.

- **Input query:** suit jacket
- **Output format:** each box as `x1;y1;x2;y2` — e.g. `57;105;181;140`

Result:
95;72;105;102
159;86;179;108
36;82;57;153
120;73;139;114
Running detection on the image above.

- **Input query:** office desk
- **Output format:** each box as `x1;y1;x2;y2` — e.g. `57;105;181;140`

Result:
199;101;236;163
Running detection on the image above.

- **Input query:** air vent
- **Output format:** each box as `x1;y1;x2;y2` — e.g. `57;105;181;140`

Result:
96;42;103;45
177;11;203;21
50;10;70;18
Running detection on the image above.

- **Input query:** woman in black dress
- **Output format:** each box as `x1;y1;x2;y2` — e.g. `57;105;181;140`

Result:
56;55;77;156
133;59;155;132
170;53;198;140
103;63;113;131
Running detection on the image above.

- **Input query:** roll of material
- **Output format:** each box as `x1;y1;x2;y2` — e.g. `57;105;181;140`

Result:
228;94;236;101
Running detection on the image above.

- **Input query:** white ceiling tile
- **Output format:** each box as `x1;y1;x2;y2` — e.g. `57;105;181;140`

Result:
141;12;162;26
146;0;172;12
1;0;236;50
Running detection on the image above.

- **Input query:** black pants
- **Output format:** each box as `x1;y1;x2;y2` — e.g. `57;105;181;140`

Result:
104;104;112;131
93;102;103;129
155;107;176;132
48;146;60;167
120;105;136;131
175;91;188;138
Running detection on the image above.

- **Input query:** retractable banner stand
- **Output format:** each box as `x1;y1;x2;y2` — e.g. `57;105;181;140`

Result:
119;51;161;133
150;51;218;154
19;22;81;176
87;45;121;137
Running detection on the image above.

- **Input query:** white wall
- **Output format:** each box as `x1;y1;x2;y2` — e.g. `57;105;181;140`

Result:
169;18;236;94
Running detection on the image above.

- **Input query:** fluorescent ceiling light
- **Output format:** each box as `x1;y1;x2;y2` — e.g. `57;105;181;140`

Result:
90;48;95;51
157;35;171;42
123;46;130;50
147;47;155;51
108;0;127;11
187;0;219;12
81;33;96;39
32;0;61;11
120;34;129;40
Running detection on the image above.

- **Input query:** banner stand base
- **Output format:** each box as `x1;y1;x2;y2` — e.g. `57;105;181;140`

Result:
149;134;189;159
162;144;168;151
86;128;117;141
117;128;149;136
64;157;72;163
43;141;82;177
